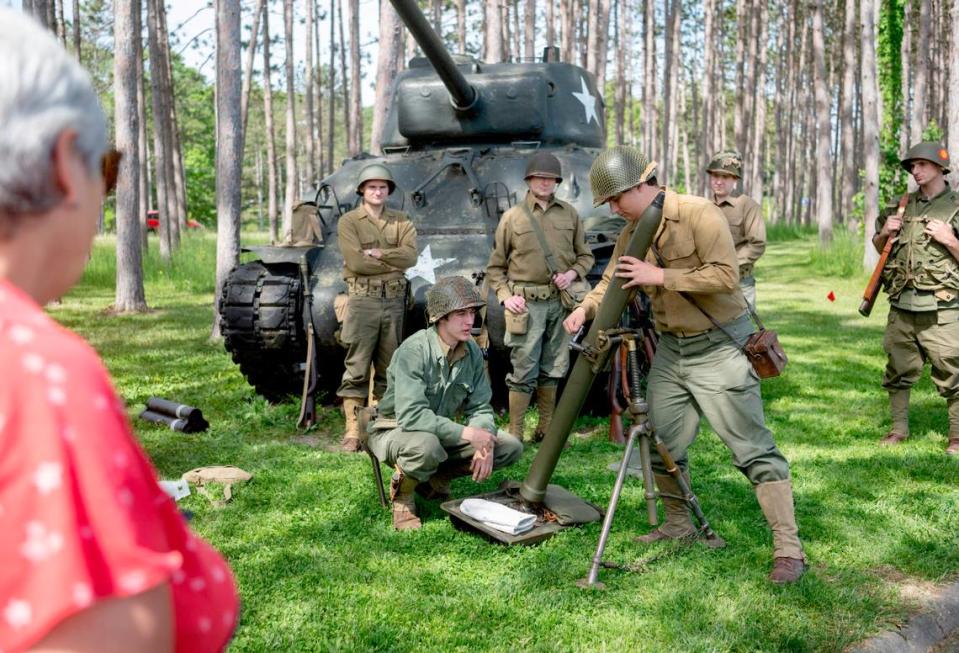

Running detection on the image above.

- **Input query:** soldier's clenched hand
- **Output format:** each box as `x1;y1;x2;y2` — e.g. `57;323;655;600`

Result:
552;270;577;290
462;426;496;455
563;307;586;334
925;220;959;248
615;256;665;288
881;215;903;237
503;295;528;314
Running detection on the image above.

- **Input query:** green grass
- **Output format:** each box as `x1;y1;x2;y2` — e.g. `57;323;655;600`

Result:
55;232;958;652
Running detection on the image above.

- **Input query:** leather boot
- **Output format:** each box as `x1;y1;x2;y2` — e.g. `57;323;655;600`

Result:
755;479;807;583
416;462;472;501
390;469;422;530
634;472;697;543
880;390;910;446
340;397;365;452
533;385;558;442
508;391;532;442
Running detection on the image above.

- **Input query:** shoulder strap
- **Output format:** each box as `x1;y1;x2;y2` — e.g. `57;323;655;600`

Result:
520;201;560;276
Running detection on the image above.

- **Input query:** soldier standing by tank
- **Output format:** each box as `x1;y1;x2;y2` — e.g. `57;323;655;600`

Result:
874;142;959;455
563;146;806;583
336;164;417;452
706;150;765;310
367;276;524;529
486;152;594;443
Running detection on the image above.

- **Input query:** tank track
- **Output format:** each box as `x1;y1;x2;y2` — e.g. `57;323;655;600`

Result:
220;262;307;402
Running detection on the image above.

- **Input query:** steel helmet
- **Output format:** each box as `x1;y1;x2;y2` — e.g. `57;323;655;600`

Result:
901;142;951;175
589;146;658;207
426;276;486;324
524;152;563;183
706;150;743;178
355;163;397;195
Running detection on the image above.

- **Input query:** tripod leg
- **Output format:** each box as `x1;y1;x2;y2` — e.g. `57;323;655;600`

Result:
297;324;318;429
651;432;726;548
578;425;641;589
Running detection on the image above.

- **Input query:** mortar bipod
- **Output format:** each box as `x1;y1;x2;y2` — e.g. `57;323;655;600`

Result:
577;331;725;590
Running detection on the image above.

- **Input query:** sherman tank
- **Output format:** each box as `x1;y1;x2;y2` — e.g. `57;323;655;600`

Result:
219;0;621;406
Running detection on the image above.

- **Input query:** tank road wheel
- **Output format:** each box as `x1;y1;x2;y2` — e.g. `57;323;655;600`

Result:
220;262;307;402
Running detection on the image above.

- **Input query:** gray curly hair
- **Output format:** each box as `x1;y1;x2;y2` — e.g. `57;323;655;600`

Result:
0;8;107;217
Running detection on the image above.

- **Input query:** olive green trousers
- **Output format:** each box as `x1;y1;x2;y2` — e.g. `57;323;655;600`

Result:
337;295;405;400
647;314;791;484
740;275;756;312
504;296;569;394
368;428;524;482
882;307;959;400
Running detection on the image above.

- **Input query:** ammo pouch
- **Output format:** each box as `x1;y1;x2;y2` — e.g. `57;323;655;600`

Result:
742;328;788;379
504;309;530;335
560;279;591;311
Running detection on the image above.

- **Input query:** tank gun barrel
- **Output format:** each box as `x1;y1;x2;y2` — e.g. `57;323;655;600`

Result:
389;0;478;112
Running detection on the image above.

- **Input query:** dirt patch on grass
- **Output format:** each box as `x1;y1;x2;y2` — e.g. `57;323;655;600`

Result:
869;565;940;604
288;433;344;452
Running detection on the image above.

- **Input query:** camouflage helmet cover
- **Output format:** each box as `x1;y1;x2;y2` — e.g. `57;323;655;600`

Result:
525;152;563;183
426;276;486;324
589;146;658;207
706;149;743;178
901;141;951;175
355;163;397;195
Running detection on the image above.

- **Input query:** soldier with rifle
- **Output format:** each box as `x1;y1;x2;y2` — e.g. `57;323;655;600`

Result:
706;150;765;309
872;142;959;455
336;164;417;452
563;146;806;583
366;276;524;529
486;152;594;444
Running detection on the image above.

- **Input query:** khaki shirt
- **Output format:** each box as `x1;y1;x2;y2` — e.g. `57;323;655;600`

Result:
579;188;746;335
337;205;417;281
714;193;766;273
377;327;496;446
487;192;595;303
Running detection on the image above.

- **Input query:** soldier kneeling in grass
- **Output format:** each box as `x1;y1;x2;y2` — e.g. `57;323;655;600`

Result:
366;276;524;530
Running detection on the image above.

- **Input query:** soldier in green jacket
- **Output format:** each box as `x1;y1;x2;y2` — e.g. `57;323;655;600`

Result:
564;146;806;583
874;142;959;455
336;164;417;452
486;152;594;443
706;150;766;310
367;276;524;529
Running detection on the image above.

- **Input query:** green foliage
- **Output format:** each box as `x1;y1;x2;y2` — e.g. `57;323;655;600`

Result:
171;58;218;225
766;222;816;242
877;0;906;205
53;234;959;651
808;230;866;278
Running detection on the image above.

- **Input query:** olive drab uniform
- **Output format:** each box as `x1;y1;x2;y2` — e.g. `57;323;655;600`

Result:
715;195;765;309
876;186;959;446
584;146;805;583
336;204;417;444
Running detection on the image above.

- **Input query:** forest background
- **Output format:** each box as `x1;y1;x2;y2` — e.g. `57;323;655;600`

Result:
11;0;956;316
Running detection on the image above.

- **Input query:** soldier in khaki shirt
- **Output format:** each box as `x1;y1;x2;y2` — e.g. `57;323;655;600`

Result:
486;153;594;443
336;164;417;452
706;150;765;309
564;146;806;584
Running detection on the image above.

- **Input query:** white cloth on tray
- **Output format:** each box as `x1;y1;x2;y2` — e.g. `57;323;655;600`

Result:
460;498;536;535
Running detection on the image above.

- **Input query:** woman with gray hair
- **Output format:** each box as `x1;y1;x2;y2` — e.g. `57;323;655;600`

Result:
0;10;237;652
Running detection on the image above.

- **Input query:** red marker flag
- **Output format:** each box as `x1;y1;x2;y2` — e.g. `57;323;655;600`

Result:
827;291;836;302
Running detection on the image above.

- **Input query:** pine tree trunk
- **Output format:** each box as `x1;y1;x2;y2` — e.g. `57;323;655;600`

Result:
525;0;535;61
263;1;280;242
811;0;832;244
304;0;316;186
241;0;266;140
347;0;362;154
338;0;350;157
314;3;325;176
560;0;573;63
546;0;555;51
328;0;336;177
72;0;81;61
613;0;625;145
642;0;655;160
136;21;150;253
733;0;747;157
457;0;467;52
949;0;959;188
861;0;881;268
158;0;183;247
283;0;298;240
55;0;67;45
485;0;504;62
114;0;147;312
911;0;930;142
900;0;912;172
370;0;402;154
213;0;243;338
747;0;766;203
699;0;715;194
838;0;858;224
146;0;172;260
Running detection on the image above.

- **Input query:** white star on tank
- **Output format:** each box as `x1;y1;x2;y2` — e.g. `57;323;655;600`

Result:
405;244;456;285
572;76;599;126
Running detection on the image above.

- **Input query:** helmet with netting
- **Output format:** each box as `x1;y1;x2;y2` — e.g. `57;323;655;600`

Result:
355;163;397;195
426;276;486;324
589;146;658;207
706;149;743;178
901;142;951;175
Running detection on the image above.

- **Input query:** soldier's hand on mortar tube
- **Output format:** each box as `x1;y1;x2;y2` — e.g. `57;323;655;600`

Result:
616;255;665;288
925;219;959;248
503;295;528;314
881;215;903;237
471;448;494;482
552;270;577;290
462;426;497;455
563;307;586;334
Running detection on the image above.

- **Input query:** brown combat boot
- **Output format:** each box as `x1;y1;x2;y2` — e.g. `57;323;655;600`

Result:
390;469;422;530
340;397;365;452
755;479;807;584
880;390;910;446
879;431;908;446
633;473;697;543
416;462;472;501
508;391;532;442
946;439;959;456
533;385;558;442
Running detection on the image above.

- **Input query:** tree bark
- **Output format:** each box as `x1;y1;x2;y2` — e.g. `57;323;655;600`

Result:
838;0;858;223
338;0;350;158
699;0;716;194
949;0;959;188
747;0;767;202
213;0;243;338
457;0;467;52
328;0;336;177
613;0;625;145
136;15;150;253
114;0;147;312
146;0;172;260
560;0;573;63
157;0;183;247
370;0;402;154
900;0;912;169
282;0;298;239
546;0;555;51
314;0;325;176
911;0;930;142
642;0;655;161
861;0;880;268
485;0;504;62
525;0;535;61
241;0;266;139
72;0;81;61
661;0;680;185
263;0;280;242
304;0;316;186
811;0;832;244
55;0;67;46
733;0;747;158
347;0;362;154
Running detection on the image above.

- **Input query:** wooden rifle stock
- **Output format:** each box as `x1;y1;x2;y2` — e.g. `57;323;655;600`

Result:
607;345;626;444
859;194;910;317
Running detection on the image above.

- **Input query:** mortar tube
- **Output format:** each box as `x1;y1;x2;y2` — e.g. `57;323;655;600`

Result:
520;192;664;504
